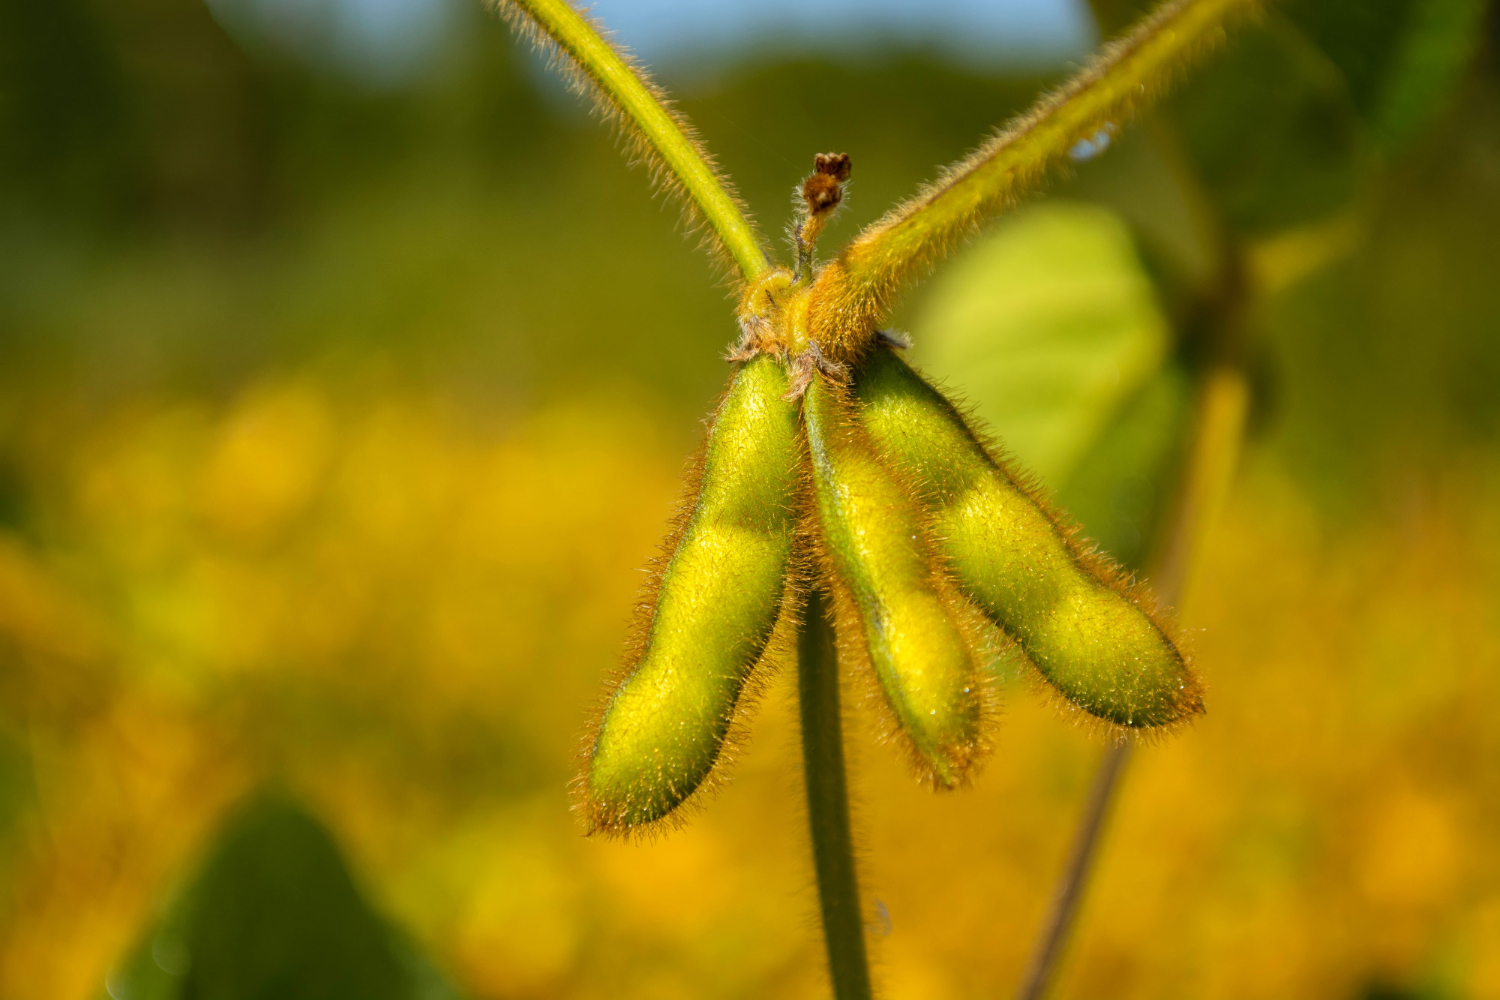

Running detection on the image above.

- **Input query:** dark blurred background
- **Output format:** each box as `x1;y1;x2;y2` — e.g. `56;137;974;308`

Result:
2;1;1499;998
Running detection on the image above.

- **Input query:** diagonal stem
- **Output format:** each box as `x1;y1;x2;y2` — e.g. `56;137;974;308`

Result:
808;0;1259;357
496;0;770;283
1014;361;1251;1000
798;587;874;1000
1015;739;1131;1000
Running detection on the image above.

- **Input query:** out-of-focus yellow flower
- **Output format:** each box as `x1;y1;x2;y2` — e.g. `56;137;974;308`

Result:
1;376;1497;1000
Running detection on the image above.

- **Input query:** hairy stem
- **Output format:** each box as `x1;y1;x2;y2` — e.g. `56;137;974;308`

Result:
497;0;770;282
808;0;1259;356
799;587;874;1000
1014;361;1251;1000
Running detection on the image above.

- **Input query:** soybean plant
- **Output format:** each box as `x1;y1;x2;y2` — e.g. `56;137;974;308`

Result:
495;0;1257;996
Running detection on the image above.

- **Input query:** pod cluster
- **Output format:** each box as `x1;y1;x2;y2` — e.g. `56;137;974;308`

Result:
581;160;1203;837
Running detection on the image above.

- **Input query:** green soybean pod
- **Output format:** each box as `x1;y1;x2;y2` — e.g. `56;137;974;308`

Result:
802;370;985;787
852;345;1202;730
585;353;801;833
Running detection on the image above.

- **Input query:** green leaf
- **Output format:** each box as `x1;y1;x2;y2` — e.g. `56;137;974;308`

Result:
1092;0;1488;155
913;201;1172;491
1170;15;1366;236
1284;0;1489;151
1098;0;1489;239
101;794;464;1000
1055;363;1192;570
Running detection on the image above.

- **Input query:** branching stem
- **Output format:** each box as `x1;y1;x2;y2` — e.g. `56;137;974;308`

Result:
798;587;874;1000
498;0;770;282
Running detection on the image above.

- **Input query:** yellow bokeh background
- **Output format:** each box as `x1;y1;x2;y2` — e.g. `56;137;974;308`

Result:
2;371;1497;998
4;1;1500;997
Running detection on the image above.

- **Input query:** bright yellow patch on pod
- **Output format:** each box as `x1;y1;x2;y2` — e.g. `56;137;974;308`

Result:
853;345;1202;730
585;353;801;833
802;368;985;786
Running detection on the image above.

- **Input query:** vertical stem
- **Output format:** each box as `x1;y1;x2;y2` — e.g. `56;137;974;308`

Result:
798;587;874;1000
1149;365;1251;609
1014;362;1251;1000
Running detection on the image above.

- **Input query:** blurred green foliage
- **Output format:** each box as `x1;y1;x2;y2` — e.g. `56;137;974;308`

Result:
919;0;1500;564
914;201;1186;568
104;796;461;1000
2;0;1500;998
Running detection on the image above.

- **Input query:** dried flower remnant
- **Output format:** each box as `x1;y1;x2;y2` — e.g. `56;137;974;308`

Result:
794;152;853;280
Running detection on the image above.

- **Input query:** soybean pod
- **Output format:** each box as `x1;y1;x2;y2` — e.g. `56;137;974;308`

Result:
802;367;985;787
585;353;801;833
852;345;1202;730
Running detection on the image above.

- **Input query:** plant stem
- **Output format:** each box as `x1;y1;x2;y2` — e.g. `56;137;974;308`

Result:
1150;364;1251;608
1015;739;1131;1000
807;0;1259;356
1013;361;1251;1000
798;587;874;1000
498;0;770;282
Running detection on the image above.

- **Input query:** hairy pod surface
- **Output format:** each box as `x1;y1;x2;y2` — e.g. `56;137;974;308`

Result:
586;354;801;832
853;345;1202;730
802;368;984;786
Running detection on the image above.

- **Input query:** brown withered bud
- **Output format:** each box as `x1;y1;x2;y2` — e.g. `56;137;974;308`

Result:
794;152;853;279
814;152;852;182
802;152;852;216
802;173;844;215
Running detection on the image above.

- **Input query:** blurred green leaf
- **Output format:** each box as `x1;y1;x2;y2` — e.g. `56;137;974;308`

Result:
103;795;463;1000
1055;364;1192;570
913;201;1172;490
1170;16;1366;236
1284;0;1489;151
1094;0;1490;153
1096;0;1488;240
